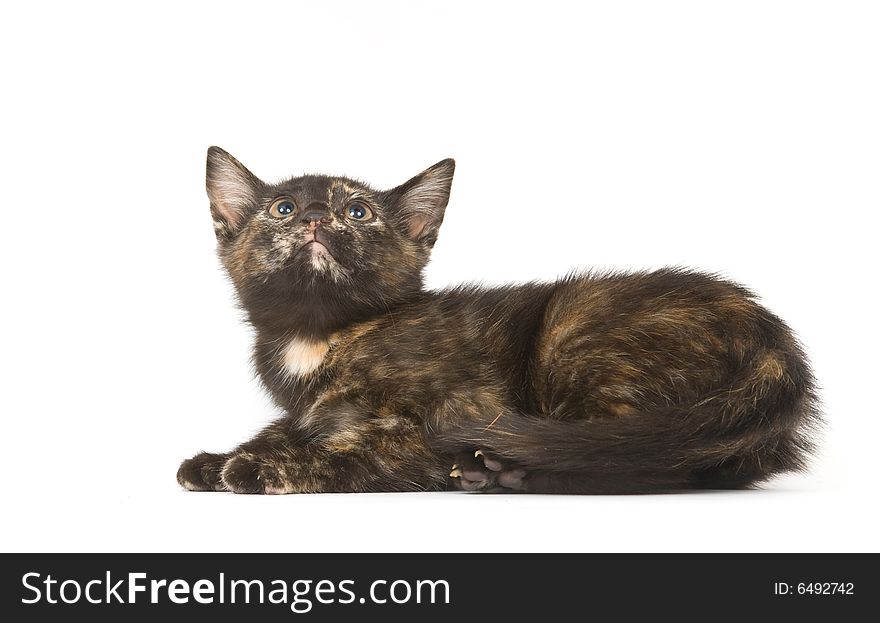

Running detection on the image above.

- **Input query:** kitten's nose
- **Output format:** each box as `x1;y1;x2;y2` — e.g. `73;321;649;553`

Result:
300;203;331;227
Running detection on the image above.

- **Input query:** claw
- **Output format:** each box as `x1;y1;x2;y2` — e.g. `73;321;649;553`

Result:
475;449;504;472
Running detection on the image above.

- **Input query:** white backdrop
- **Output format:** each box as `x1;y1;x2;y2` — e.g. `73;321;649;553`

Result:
1;1;877;552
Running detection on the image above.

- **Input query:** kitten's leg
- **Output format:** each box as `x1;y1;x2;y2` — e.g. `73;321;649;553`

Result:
177;451;230;491
217;411;449;494
449;450;527;492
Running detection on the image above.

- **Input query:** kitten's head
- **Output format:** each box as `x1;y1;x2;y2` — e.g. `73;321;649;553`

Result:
205;147;454;334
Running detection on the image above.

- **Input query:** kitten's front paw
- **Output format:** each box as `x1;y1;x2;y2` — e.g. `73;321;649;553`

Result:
220;453;292;495
177;452;228;491
450;449;527;493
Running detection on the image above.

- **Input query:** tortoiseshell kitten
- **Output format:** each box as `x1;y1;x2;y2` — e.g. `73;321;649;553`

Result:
177;147;819;494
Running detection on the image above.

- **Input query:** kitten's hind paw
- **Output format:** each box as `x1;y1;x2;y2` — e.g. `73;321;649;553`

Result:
450;450;527;493
177;452;228;491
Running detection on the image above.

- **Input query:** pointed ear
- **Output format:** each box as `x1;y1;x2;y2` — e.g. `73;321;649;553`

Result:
384;159;455;247
206;146;262;237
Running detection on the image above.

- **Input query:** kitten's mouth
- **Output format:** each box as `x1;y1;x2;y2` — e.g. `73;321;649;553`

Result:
294;230;333;257
294;239;334;260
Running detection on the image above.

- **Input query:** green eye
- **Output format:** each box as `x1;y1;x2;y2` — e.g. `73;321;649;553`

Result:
269;198;295;218
346;202;373;220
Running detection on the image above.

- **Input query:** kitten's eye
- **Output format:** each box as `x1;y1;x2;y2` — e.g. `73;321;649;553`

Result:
346;202;373;221
269;198;296;219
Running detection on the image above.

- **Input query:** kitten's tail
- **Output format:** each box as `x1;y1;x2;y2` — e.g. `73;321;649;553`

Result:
439;348;821;493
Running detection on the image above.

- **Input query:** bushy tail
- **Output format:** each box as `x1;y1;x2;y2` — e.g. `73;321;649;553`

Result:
439;348;820;493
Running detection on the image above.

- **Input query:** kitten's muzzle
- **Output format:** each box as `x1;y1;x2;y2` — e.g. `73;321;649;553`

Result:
293;228;335;259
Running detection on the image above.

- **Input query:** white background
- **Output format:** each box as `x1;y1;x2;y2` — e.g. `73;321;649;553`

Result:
1;1;877;553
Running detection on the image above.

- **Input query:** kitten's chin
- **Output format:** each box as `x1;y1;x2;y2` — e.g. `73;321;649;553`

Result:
295;242;351;282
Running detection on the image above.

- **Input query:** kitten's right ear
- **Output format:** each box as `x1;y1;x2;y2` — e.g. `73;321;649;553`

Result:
206;146;262;238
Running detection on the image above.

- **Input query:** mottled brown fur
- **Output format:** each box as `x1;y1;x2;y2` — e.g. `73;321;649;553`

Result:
178;148;819;494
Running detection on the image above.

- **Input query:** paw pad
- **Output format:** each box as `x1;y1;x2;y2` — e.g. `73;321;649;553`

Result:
449;449;527;492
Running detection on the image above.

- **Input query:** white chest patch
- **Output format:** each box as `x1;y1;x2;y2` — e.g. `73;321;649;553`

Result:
281;338;330;378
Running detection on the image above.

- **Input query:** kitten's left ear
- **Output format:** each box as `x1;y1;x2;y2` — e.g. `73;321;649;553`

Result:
384;159;455;247
206;146;263;238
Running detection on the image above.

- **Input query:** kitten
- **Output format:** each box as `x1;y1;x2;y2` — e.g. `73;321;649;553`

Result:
177;147;819;494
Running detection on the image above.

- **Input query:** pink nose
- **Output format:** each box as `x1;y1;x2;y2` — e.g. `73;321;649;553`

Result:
300;203;331;227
